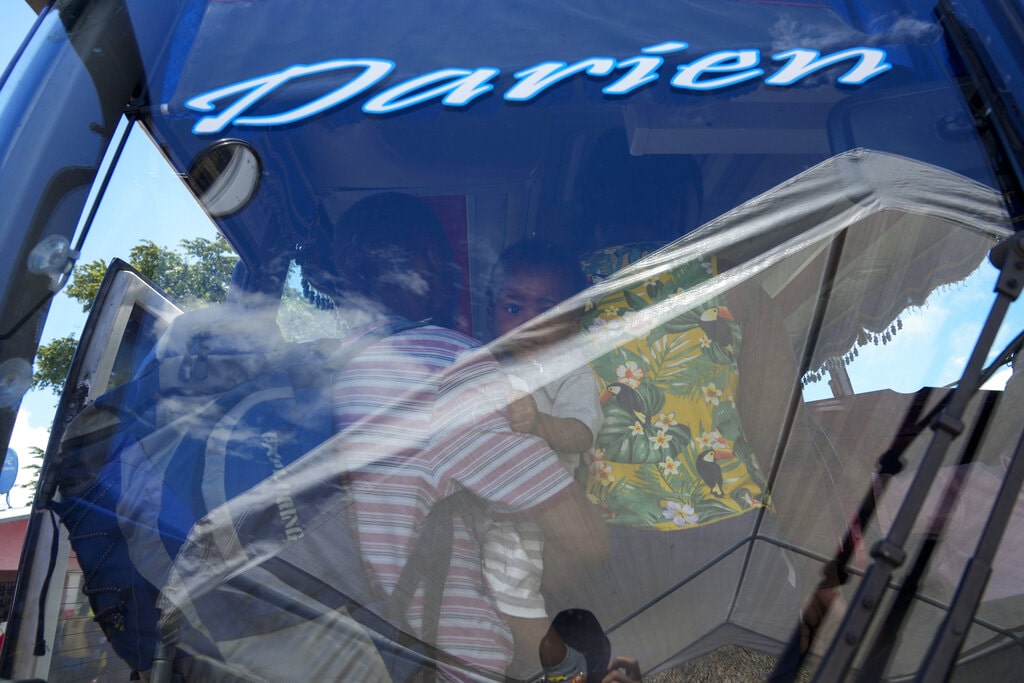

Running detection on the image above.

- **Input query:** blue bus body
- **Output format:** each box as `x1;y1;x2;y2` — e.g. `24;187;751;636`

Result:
0;1;1022;680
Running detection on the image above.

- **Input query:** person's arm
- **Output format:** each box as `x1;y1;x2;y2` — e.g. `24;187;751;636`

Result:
507;393;595;454
439;347;608;586
536;413;594;454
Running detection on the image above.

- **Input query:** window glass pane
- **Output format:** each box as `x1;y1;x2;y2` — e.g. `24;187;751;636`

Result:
11;123;223;509
4;2;1023;681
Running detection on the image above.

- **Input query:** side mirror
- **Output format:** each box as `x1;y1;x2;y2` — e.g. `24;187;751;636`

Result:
186;140;262;217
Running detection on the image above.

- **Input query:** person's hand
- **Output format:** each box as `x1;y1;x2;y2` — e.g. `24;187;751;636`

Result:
602;656;642;682
507;392;539;434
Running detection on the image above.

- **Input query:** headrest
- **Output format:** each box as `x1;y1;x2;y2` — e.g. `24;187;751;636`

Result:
579;241;666;284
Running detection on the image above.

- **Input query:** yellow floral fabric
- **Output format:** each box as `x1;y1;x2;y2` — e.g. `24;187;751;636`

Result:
580;247;767;530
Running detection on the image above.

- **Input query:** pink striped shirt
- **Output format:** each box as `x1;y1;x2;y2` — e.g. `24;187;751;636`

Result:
332;321;574;679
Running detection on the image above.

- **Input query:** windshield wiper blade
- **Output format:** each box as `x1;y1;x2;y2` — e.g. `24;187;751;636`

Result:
807;234;1024;682
916;412;1024;681
937;0;1024;218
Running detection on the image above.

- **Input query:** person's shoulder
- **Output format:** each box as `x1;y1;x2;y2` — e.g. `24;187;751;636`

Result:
424;325;480;347
545;363;600;394
378;324;489;367
564;363;598;381
391;324;480;349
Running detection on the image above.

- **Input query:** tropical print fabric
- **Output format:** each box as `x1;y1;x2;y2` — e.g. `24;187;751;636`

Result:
579;245;767;531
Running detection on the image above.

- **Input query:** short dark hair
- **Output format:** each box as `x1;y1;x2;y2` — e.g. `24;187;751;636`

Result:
334;193;453;289
332;192;459;325
488;239;586;304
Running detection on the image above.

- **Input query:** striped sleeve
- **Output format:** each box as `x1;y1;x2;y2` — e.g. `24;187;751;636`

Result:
433;345;576;513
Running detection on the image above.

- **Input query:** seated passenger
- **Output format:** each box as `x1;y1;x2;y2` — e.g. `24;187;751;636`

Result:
483;239;605;678
321;193;610;679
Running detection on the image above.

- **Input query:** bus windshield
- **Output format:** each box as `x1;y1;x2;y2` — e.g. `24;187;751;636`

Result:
0;2;1022;681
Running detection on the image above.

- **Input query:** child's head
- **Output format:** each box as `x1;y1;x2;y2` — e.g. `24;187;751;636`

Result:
488;239;585;356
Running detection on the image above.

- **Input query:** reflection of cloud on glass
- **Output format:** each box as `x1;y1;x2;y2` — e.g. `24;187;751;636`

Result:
944;353;968;380
770;13;938;52
845;276;1019;394
897;303;952;342
9;408;48;508
379;270;429;296
843;300;958;394
953;267;1001;305
950;322;983;352
885;16;943;43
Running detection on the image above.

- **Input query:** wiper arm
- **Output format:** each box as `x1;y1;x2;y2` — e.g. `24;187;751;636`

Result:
916;400;1024;681
771;254;1024;682
937;0;1024;216
811;233;1024;681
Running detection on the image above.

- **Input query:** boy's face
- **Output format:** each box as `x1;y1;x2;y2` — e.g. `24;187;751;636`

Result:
491;269;577;358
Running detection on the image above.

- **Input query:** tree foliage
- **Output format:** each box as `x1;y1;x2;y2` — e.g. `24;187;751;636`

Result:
63;260;109;312
31;335;80;393
276;263;345;341
33;236;237;394
63;236;237;314
18;446;44;493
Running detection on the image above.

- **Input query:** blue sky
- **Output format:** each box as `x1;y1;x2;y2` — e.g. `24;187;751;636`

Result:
0;3;35;75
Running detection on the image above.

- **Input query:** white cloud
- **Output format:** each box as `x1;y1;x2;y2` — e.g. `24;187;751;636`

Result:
896;302;951;341
845;298;962;393
5;409;50;509
770;12;938;53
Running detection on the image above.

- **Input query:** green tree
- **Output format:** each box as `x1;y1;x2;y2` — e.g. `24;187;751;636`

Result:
275;262;346;342
31;335;80;393
64;260;109;312
32;235;237;394
18;446;44;494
